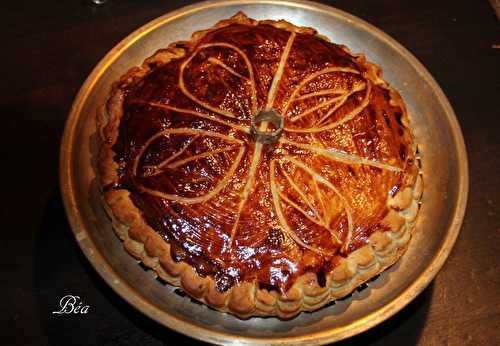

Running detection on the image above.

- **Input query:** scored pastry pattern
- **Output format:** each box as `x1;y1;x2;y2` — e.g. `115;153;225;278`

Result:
130;31;401;255
98;13;422;318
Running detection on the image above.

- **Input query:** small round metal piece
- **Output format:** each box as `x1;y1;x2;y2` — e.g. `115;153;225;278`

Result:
250;108;284;144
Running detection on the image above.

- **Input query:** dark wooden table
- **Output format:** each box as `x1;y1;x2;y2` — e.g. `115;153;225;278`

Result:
1;0;499;345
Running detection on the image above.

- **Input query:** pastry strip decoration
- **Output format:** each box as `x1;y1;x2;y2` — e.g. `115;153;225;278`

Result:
131;31;401;252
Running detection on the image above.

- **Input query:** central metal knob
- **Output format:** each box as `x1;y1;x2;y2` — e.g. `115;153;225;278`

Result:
250;109;283;144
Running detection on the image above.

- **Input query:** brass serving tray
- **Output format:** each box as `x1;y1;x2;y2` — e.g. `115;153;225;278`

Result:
59;1;468;344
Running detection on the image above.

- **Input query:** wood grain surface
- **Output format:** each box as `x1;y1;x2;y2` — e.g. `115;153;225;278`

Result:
0;0;499;345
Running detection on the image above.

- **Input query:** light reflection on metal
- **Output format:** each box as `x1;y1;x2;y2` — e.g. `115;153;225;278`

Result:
250;109;284;144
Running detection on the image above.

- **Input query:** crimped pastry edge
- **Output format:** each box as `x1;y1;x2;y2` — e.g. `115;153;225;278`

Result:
97;12;422;319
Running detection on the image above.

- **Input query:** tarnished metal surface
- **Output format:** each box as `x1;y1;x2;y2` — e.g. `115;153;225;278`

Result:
59;1;468;344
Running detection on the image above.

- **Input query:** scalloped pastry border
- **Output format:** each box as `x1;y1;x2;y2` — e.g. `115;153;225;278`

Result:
97;12;422;319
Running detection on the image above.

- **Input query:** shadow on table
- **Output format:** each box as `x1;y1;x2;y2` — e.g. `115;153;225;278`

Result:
335;283;433;346
34;190;431;346
34;190;204;345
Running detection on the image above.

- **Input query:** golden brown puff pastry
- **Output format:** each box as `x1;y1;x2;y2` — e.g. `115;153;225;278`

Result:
97;12;422;319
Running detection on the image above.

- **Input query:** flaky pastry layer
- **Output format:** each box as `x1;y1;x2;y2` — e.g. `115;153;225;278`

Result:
97;12;422;319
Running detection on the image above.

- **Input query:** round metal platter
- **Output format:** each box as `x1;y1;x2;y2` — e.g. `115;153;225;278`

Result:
60;1;469;344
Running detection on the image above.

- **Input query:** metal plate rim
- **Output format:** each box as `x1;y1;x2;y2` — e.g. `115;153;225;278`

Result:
60;0;469;344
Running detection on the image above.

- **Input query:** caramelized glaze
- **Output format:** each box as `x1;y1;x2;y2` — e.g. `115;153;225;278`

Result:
112;23;413;293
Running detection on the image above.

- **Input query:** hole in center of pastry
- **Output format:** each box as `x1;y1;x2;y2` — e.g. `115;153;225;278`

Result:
250;108;283;144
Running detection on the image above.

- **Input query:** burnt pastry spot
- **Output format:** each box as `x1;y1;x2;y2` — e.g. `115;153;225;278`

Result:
317;269;327;288
215;270;236;293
